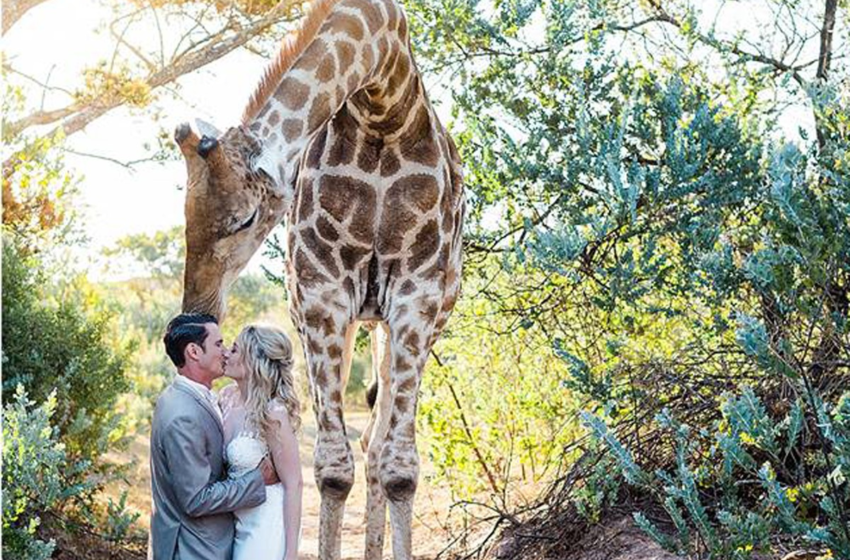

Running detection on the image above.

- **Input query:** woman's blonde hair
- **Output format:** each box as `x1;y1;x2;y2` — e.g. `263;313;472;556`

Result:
237;324;302;435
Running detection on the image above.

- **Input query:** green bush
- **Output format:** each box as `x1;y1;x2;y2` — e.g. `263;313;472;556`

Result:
2;386;93;560
2;237;132;463
418;274;583;501
586;388;850;559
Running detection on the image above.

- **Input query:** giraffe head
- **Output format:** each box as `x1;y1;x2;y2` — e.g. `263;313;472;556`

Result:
176;122;288;319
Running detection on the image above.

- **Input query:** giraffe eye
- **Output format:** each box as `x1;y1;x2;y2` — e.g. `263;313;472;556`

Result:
232;208;258;235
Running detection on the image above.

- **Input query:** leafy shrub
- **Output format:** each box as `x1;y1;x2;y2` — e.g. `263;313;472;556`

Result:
418;274;583;501
586;387;850;559
2;387;93;560
2;237;132;464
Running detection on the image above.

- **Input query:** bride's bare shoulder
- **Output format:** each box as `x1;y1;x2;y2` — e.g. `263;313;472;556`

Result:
217;383;240;410
266;401;294;431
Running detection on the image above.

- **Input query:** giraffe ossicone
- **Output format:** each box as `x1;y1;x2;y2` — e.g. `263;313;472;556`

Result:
177;0;465;558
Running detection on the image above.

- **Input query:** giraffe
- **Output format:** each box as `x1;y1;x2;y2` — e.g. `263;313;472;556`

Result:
175;0;465;558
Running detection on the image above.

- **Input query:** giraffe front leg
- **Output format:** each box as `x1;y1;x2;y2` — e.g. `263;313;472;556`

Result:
364;322;392;560
301;308;355;560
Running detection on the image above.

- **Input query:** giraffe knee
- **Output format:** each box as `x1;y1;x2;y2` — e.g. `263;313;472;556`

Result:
379;450;419;502
381;475;417;502
319;473;354;500
315;444;355;500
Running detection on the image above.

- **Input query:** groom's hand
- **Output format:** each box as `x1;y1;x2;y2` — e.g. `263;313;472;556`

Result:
259;457;279;485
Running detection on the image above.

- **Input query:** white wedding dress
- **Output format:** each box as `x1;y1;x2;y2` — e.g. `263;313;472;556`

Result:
226;431;287;560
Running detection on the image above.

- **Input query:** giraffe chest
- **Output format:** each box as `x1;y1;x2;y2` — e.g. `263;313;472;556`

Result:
289;166;451;265
290;132;456;255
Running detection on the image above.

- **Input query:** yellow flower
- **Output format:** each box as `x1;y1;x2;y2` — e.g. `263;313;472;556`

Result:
816;550;833;560
786;487;799;502
739;432;756;445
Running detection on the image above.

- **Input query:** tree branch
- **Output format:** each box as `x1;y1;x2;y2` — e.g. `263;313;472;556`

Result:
2;0;50;34
645;0;809;88
4;1;295;177
816;0;838;82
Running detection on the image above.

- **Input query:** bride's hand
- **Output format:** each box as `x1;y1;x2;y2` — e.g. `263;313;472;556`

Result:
259;457;279;485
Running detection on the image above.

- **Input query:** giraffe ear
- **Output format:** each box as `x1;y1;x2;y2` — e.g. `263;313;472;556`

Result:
252;150;286;196
194;118;222;140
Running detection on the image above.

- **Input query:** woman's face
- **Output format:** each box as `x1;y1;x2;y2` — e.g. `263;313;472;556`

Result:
224;339;248;381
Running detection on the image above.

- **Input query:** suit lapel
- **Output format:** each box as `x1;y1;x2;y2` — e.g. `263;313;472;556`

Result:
173;382;223;435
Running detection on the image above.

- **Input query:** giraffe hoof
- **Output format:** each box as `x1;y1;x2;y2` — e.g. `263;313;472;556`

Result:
382;476;417;502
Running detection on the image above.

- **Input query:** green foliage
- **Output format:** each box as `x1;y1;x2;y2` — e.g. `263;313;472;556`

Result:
403;0;849;556
572;450;622;523
2;387;92;560
419;274;582;501
103;225;185;282
587;389;850;559
80;491;142;543
1;237;133;463
2;71;81;252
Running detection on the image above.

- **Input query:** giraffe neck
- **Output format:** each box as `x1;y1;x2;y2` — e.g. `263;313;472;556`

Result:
246;0;421;198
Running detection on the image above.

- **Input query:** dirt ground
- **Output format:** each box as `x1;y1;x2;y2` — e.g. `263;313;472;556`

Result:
107;409;458;560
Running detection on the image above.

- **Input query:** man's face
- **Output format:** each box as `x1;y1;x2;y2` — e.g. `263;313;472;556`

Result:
195;323;228;381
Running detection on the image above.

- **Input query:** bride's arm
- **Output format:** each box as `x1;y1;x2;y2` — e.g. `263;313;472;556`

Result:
266;407;303;560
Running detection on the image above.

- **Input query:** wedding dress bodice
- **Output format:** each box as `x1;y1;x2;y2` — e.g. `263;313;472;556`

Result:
226;432;269;479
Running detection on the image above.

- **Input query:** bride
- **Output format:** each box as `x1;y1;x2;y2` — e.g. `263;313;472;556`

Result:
220;324;303;560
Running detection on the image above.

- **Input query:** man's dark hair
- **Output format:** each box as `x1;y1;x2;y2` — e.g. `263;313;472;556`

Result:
163;313;218;368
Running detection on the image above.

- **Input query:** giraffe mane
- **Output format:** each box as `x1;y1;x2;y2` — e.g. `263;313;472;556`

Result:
242;0;343;124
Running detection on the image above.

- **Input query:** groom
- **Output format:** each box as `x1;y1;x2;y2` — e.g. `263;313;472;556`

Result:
149;313;277;560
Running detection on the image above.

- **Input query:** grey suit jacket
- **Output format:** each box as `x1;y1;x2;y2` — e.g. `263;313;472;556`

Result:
149;381;266;560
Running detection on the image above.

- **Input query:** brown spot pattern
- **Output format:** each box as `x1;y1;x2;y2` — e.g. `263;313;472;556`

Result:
368;75;419;135
318;175;376;244
407;219;440;271
400;106;438;166
404;331;420;354
377;193;416;253
382;0;398;30
380;149;400;176
393;174;439;211
307;128;328;169
277;77;310;110
356;0;384;34
357;137;382;173
307;92;331;132
340;245;370;269
331;13;365;40
302;227;340;277
327;108;358;166
387;52;410;97
316;215;340;241
398;13;408;41
297;179;314;222
295;247;329;287
282;118;302;142
317;54;337;83
295;38;327;72
335;41;355;69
